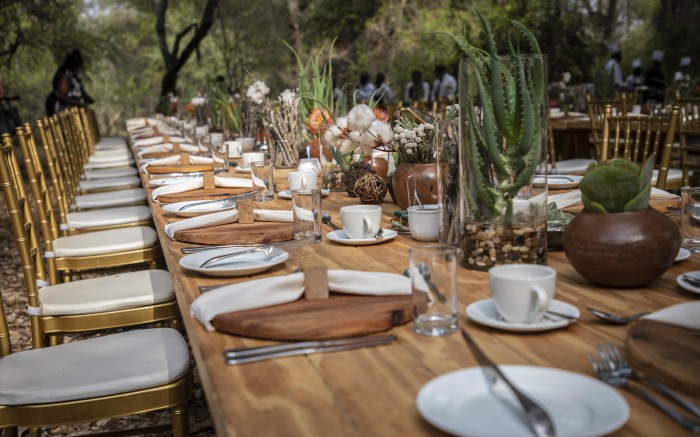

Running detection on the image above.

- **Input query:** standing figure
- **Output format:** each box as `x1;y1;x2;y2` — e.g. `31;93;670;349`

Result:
644;50;665;103
355;71;376;102
373;72;394;106
674;57;692;88
431;65;457;102
47;49;94;116
604;43;624;92
626;59;644;91
404;70;430;103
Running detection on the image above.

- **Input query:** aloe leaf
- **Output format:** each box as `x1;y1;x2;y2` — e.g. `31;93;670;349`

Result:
509;20;544;103
638;154;654;192
624;185;651;212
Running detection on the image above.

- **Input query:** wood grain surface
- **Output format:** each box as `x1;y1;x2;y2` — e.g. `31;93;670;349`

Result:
174;221;294;245
148;164;214;174
156;187;255;203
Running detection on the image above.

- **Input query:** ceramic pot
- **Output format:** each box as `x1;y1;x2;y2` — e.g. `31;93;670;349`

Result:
562;207;680;288
391;163;438;210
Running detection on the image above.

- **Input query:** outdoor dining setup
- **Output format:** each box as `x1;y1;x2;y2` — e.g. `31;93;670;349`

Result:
1;15;700;437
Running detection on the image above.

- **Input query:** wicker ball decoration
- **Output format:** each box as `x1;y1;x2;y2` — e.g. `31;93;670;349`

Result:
341;162;375;196
354;173;387;204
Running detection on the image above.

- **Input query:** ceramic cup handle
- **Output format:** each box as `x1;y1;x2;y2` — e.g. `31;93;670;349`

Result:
528;285;549;322
363;217;373;239
301;177;307;189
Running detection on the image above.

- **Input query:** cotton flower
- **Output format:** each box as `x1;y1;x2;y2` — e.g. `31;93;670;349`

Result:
347;104;375;131
246;81;270;104
191;96;206;106
339;138;354;154
335;116;348;131
370;120;393;145
324;126;340;146
349;130;362;143
279;89;297;106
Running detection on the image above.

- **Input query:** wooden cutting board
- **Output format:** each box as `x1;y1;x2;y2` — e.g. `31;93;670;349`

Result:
626;319;700;397
211;293;413;340
148;164;214;174
157;187;255;203
174;221;295;245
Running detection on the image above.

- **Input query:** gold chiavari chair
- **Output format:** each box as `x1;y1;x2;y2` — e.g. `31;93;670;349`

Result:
675;91;699;187
547;122;595;175
600;105;683;189
13;127;161;283
587;93;630;160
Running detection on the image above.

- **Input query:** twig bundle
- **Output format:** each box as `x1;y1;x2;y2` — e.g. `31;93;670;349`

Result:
263;90;303;168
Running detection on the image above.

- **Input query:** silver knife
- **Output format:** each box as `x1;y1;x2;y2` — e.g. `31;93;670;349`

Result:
461;329;555;437
177;190;258;211
182;242;267;254
225;335;396;365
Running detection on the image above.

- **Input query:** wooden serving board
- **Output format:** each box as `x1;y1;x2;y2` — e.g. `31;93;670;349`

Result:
174;221;295;245
211;293;413;340
157;187;255;203
148;164;214;174
626;319;700;397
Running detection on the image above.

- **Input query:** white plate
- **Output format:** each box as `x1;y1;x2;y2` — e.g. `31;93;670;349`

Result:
534;175;583;189
148;176;198;186
326;229;397;245
466;298;580;332
161;200;237;218
179;247;288;277
676;248;691;262
233;166;251;173
676;271;700;295
277;189;330;199
417;365;629;437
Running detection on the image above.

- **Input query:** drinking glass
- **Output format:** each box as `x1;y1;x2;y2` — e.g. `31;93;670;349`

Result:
409;245;458;336
251;160;274;201
292;188;322;242
681;186;700;252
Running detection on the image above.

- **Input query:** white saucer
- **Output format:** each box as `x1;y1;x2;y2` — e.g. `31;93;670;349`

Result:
417;365;629;437
148;176;198;186
466;298;580;332
162;200;237;218
233;166;251;173
676;271;700;295
277;189;330;199
534;175;582;189
676;248;691;262
179;247;288;277
326;229;397;245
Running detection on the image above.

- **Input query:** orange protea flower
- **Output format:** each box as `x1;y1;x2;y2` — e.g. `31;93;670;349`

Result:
307;107;333;134
185;102;195;114
373;107;390;122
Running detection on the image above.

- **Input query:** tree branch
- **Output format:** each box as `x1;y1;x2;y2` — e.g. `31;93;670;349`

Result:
172;22;197;59
156;0;172;68
168;0;218;75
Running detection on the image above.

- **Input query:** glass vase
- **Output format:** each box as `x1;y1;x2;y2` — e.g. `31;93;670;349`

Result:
435;119;460;245
458;55;549;270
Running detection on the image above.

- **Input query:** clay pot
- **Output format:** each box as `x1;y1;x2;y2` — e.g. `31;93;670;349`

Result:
390;163;438;210
372;157;388;182
562;207;680;288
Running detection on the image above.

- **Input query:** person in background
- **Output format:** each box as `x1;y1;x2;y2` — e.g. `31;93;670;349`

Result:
674;57;692;86
644;50;665;102
373;72;394;106
355;71;376;102
604;43;624;92
626;59;644;91
47;49;94;116
431;65;457;102
404;70;430;103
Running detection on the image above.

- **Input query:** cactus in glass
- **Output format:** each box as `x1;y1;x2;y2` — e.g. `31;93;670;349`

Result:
579;156;653;213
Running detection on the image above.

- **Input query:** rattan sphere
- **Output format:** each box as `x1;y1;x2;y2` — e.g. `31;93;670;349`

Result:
354;173;387;204
341;162;375;196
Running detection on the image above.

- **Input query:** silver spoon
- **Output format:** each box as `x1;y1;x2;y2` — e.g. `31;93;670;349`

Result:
374;228;383;240
587;307;650;325
321;212;341;231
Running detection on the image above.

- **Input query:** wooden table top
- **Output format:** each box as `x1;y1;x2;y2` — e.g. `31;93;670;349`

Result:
143;167;698;437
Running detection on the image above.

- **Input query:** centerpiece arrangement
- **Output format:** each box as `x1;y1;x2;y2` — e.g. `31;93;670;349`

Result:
261;88;304;168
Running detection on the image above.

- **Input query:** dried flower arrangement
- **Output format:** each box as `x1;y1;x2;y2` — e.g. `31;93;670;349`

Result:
241;80;269;137
261;89;304;168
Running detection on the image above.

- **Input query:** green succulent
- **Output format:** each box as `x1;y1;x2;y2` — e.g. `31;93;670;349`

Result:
579;156;654;213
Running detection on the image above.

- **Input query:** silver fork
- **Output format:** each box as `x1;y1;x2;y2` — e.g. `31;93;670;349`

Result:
597;342;700;418
179;197;238;211
589;346;700;432
199;246;275;268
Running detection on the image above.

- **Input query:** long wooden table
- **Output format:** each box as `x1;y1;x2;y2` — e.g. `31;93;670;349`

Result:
143;168;698;436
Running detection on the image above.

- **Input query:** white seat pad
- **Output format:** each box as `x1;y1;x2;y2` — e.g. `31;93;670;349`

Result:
92;148;131;158
84;160;135;170
652;168;682;182
40;269;174;315
552;158;595;175
96;137;127;147
0;328;189;405
66;205;152;229
88;154;133;164
94;143;128;152
79;176;141;191
74;188;146;209
53;225;158;257
83;167;139;180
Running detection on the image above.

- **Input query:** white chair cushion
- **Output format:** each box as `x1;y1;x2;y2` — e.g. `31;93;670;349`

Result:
552;159;595;175
83;160;135;170
91;148;131;159
66;205;152;229
40;269;174;315
88;154;133;165
83;167;139;180
94;142;128;152
53;226;158;257
96;137;127;147
0;328;189;405
79;176;141;191
74;188;146;209
652;168;682;183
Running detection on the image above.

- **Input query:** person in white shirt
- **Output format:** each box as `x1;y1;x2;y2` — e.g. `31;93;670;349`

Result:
374;72;394;105
604;43;624;91
355;71;376;102
404;70;430;103
626;59;644;91
431;65;457;102
674;57;692;86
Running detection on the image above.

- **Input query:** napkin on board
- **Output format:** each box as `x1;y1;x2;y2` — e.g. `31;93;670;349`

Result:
140;155;224;173
151;176;254;200
164;209;293;239
126;117;159;131
132;135;188;149
136;143;205;158
642;301;700;330
549;188;679;210
190;270;411;331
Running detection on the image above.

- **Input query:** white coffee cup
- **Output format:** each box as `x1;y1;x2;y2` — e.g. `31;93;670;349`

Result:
288;171;318;191
239;137;256;152
210;132;224;145
241;152;265;169
408;204;440;241
489;264;556;324
225;140;242;157
195;125;209;139
340;205;382;240
298;158;321;173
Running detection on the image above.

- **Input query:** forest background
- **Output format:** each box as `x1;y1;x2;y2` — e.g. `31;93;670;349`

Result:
0;0;696;135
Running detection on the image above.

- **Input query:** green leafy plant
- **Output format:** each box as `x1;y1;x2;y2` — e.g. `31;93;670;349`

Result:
579;156;653;213
285;39;336;118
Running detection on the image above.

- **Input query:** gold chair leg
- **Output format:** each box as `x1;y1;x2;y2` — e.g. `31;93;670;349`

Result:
171;403;189;437
3;426;18;437
29;427;41;437
48;334;64;346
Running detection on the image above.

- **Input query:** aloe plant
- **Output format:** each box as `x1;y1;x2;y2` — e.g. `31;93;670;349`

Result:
449;13;545;224
579;156;653;213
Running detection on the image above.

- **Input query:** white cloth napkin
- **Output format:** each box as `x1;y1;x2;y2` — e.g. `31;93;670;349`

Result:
140;155;224;173
549;188;679;210
151;176;253;200
126;117;159;131
642;301;700;330
164;209;293;239
190;270;411;331
136;143;205;158
133;136;188;148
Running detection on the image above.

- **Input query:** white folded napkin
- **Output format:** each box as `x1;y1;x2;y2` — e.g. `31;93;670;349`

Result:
164;209;293;239
126;117;159;130
642;301;700;330
190;270;411;331
151;176;253;200
133;136;187;148
140;155;223;173
549;188;679;210
136;143;205;158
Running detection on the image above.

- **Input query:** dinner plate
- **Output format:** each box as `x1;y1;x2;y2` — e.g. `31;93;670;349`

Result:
148;176;198;186
162;200;237;218
179;247;288;277
277;189;330;199
534;175;582;189
326;229;397;245
675;271;700;295
466;298;579;332
416;365;629;437
676;248;691;262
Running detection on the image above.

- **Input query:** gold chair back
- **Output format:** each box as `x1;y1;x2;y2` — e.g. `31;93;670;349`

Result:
586;93;630;160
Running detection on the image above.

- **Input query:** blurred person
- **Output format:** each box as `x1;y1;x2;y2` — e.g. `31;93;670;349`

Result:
604;43;624;92
404;70;430;103
374;72;394;106
431;65;456;101
626;59;644;91
355;71;376;102
644;50;665;102
47;49;94;116
674;57;692;86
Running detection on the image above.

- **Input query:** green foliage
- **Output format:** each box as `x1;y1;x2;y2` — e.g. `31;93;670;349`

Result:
579;157;654;213
286;39;335;117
